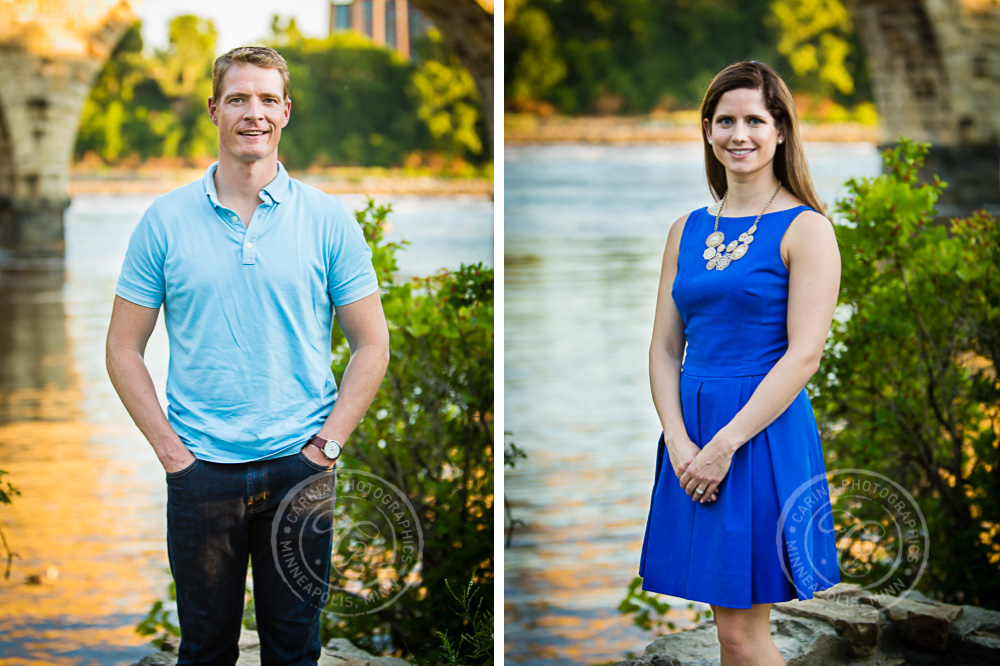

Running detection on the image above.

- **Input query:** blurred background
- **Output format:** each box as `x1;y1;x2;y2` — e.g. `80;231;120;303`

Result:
503;1;999;665
0;1;493;664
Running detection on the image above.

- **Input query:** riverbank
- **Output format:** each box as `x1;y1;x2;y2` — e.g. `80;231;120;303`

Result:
505;113;880;145
70;166;494;198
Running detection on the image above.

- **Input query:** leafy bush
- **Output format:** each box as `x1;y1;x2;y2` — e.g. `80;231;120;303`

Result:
323;200;494;662
814;138;1000;607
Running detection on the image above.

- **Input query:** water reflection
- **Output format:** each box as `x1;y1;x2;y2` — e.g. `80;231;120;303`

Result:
503;143;882;665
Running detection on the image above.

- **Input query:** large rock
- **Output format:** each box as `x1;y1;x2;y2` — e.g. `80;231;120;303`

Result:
775;598;882;657
612;585;1000;666
878;598;963;652
133;628;409;666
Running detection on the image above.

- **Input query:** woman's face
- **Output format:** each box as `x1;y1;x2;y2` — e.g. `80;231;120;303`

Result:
703;87;785;180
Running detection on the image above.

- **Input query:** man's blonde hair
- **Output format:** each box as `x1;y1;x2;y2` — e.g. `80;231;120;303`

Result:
212;46;290;102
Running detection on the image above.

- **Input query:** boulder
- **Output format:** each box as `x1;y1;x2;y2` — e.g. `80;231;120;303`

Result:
775;598;882;657
881;598;963;652
612;586;1000;666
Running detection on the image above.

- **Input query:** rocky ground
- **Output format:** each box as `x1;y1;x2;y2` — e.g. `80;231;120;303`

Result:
132;628;410;666
611;584;1000;666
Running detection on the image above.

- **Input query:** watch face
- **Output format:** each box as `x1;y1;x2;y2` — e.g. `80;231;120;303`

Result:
323;440;342;459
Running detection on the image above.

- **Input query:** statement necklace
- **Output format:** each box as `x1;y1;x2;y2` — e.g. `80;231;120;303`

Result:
703;183;782;271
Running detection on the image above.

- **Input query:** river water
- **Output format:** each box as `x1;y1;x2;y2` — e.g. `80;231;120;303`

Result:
503;142;882;665
0;192;493;665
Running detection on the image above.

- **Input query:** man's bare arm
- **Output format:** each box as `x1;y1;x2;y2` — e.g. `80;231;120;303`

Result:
304;291;390;465
106;295;195;473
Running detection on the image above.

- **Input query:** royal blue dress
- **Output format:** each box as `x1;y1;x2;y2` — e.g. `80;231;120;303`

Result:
638;205;841;609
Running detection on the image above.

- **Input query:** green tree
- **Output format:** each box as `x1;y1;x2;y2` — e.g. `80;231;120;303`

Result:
815;139;1000;607
269;30;423;167
411;28;484;158
75;21;157;161
148;15;219;159
503;0;873;114
767;0;869;100
503;1;566;106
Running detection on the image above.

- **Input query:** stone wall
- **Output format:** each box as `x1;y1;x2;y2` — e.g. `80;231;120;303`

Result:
613;584;1000;666
846;0;1000;215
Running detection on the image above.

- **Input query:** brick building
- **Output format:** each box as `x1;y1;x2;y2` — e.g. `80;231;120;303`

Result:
329;0;434;59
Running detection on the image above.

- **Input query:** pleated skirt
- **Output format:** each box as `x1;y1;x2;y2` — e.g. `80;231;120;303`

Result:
638;371;841;608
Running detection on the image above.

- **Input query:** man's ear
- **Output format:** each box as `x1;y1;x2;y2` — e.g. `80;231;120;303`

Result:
208;97;219;126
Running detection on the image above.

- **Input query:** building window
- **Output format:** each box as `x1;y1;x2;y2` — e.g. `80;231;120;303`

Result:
362;0;373;37
385;0;397;48
332;1;352;31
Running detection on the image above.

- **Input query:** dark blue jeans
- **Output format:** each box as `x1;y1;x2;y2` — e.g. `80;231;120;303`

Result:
165;447;337;666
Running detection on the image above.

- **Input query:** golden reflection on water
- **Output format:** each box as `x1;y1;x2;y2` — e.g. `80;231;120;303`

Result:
0;268;170;665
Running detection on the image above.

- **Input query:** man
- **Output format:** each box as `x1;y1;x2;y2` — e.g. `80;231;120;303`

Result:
106;46;389;665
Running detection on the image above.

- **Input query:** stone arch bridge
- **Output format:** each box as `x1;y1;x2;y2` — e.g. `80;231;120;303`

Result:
0;0;997;259
0;0;134;260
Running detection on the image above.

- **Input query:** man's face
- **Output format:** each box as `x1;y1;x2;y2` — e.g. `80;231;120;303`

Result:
208;63;290;164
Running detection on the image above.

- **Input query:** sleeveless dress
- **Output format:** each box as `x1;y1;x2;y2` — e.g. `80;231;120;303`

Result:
637;205;841;609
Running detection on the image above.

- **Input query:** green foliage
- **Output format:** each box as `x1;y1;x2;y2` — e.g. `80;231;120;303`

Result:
411;29;484;158
76;16;218;163
767;0;866;98
503;433;527;548
274;31;423;167
814;138;1000;607
322;200;494;660
75;15;487;167
504;4;567;105
504;0;872;114
617;575;675;632
136;579;180;647
419;578;494;665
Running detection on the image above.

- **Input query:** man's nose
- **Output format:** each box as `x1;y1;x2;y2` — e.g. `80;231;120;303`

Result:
243;98;264;120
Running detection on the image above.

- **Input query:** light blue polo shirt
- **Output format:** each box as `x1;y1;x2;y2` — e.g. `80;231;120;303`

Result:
116;162;379;463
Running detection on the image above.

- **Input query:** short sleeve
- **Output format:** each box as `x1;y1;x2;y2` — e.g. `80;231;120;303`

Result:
327;200;380;306
116;207;166;308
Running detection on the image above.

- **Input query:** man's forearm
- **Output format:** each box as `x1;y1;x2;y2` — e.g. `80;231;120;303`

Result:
315;342;390;446
107;348;189;467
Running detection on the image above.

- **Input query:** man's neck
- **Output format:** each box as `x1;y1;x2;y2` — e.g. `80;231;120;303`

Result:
214;155;279;204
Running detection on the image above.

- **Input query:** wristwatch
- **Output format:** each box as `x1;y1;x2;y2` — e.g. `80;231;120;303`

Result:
309;435;342;461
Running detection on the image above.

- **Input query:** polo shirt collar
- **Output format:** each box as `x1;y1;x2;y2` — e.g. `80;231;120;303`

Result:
202;161;291;207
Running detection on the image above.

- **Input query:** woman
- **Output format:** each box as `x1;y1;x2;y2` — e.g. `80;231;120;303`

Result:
637;61;842;665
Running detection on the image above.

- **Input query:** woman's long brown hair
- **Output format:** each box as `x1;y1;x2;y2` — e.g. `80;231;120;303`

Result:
699;61;825;215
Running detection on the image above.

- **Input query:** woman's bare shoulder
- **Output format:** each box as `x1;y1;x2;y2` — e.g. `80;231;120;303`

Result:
665;211;694;250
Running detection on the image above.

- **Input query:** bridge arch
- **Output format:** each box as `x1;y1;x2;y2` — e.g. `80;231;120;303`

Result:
0;0;134;261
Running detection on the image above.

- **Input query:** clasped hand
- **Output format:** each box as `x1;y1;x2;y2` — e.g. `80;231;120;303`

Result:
668;437;734;504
